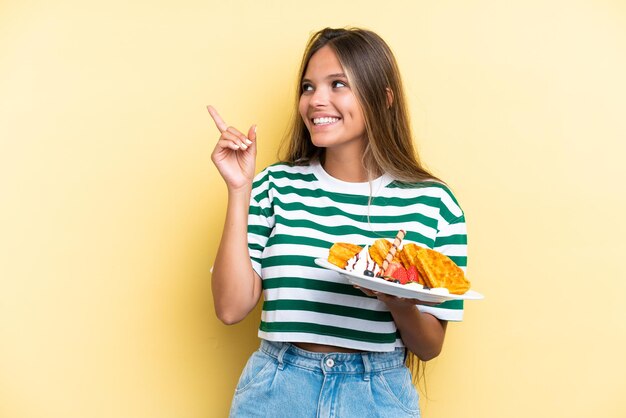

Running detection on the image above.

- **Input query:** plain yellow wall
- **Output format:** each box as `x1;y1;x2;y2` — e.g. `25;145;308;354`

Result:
2;0;625;417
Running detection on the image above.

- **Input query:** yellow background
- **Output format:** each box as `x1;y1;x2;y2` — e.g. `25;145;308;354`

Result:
2;0;625;417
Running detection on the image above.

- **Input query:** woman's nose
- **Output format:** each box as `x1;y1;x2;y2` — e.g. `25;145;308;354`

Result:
310;87;329;107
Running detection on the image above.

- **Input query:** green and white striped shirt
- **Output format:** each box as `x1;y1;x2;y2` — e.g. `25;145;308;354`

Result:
248;161;467;352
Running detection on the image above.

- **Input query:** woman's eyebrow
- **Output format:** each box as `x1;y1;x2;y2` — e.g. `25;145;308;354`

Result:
302;73;347;84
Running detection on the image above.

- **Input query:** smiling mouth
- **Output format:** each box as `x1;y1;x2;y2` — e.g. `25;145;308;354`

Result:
312;117;341;126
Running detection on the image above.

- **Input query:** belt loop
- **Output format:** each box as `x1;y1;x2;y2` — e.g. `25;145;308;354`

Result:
361;353;371;381
277;343;290;370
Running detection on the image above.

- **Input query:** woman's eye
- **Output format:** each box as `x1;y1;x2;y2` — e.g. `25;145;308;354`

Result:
332;80;347;88
302;83;313;92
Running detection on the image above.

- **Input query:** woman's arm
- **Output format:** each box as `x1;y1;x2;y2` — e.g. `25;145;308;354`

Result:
359;289;446;360
211;186;262;325
381;296;447;361
208;106;262;325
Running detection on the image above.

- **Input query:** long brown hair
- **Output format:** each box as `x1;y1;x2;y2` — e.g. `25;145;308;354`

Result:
281;27;437;385
279;27;440;184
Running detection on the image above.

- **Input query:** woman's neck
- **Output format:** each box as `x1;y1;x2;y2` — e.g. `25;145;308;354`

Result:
321;151;369;183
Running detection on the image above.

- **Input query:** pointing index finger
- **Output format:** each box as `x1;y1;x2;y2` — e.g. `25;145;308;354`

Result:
207;105;228;133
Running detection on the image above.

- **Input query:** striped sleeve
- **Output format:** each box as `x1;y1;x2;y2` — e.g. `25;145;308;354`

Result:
418;187;468;321
433;214;468;272
247;169;275;276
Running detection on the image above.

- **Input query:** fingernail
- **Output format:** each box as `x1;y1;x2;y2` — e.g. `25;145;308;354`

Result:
240;143;248;150
245;138;253;145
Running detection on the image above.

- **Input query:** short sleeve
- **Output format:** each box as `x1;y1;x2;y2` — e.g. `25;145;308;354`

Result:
417;190;468;321
247;169;275;277
433;215;468;273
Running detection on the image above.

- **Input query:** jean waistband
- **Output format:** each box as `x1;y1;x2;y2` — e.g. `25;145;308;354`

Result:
259;339;406;376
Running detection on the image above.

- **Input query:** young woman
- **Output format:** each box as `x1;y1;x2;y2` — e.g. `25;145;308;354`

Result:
208;27;467;418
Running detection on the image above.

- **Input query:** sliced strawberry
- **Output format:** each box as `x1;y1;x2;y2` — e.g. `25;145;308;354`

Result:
407;265;421;284
386;262;409;284
393;267;409;284
383;262;399;273
382;262;400;281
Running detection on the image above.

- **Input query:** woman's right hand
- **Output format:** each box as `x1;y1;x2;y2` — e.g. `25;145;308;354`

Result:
207;105;257;191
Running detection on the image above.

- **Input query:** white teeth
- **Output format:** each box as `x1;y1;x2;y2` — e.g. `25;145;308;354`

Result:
313;117;340;125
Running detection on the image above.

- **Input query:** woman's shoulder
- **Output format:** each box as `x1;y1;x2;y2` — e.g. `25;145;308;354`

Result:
386;179;464;220
252;160;317;186
387;179;456;198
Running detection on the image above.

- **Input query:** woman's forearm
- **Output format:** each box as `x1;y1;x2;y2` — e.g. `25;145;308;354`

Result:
388;304;447;361
211;186;262;325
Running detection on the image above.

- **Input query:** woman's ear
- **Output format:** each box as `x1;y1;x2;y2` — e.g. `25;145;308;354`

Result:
386;88;394;108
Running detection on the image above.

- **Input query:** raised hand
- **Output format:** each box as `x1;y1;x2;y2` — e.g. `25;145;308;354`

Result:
207;105;257;191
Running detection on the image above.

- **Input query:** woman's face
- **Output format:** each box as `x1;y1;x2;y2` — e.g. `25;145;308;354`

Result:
299;45;367;153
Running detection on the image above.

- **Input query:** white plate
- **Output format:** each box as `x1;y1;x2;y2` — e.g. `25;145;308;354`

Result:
315;258;484;303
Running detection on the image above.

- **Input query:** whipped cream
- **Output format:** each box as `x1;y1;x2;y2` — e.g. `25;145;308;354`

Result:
345;245;381;276
405;282;424;290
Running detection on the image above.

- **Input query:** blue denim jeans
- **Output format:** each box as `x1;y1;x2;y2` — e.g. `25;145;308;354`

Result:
229;340;420;418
